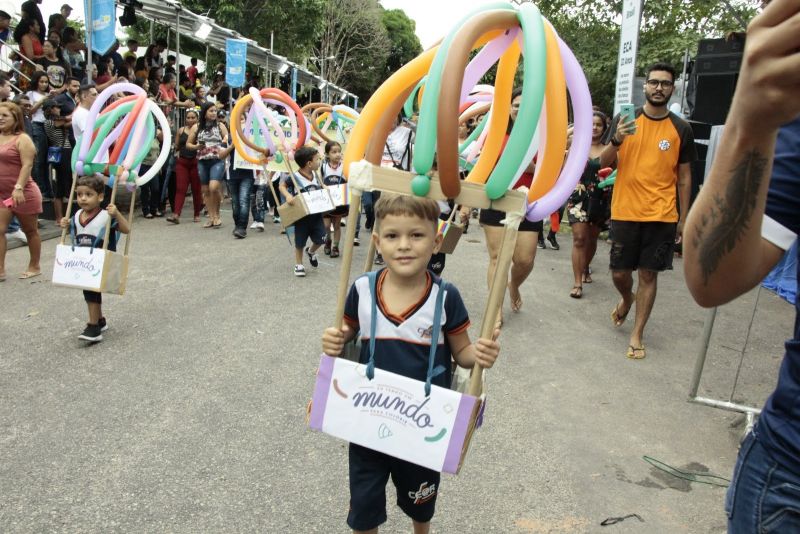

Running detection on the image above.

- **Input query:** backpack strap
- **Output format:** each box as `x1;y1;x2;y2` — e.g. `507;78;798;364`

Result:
365;271;448;397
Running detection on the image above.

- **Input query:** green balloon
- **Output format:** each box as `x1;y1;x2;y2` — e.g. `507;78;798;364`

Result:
485;3;546;200
403;77;426;119
412;2;516;186
411;174;431;196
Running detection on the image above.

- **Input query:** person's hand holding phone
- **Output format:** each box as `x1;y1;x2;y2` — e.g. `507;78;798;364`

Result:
613;104;637;144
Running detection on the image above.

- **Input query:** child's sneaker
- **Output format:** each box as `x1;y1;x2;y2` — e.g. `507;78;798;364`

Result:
249;221;259;229
294;264;306;277
306;247;319;267
323;236;332;256
374;253;385;266
78;323;103;342
354;235;360;246
273;215;281;224
98;317;108;332
255;221;265;231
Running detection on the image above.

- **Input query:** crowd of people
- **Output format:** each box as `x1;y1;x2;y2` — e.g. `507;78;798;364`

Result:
3;2;799;532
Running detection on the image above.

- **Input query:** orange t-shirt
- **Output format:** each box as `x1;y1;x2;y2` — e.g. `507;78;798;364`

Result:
610;109;696;222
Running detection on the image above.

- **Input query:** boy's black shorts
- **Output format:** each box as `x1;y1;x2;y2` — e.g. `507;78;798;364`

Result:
480;207;543;232
609;220;676;272
293;214;326;249
347;443;440;531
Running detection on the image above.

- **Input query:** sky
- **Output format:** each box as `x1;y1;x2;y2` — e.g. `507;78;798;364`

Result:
379;0;499;49
15;0;503;49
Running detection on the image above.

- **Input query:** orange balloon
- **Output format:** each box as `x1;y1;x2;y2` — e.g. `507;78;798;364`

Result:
527;21;567;202
464;39;519;185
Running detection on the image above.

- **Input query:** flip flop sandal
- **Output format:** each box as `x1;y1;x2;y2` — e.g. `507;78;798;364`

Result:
19;271;42;280
203;221;214;228
626;345;646;359
611;302;630;327
570;286;583;299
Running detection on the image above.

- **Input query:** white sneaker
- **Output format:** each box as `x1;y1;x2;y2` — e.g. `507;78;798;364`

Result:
249;222;259;229
256;221;265;231
6;229;27;244
294;264;306;277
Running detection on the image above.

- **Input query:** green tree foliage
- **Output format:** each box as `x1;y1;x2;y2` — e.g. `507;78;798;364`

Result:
537;0;759;113
313;0;390;102
381;9;423;78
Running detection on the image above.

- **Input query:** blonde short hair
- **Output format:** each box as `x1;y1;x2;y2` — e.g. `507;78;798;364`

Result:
374;194;440;230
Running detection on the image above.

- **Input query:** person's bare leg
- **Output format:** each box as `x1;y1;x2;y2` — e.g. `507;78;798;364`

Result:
611;269;635;325
201;184;211;225
508;231;537;311
412;520;431;534
18;213;41;274
482;225;504;325
0;208;11;279
586;224;601;270
294;247;303;265
87;301;102;325
571;222;588;290
630;269;658;350
54;197;64;223
209;182;222;223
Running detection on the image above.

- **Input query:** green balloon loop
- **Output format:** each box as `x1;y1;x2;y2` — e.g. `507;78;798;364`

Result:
411;174;431;196
412;2;516;181
485;3;547;200
403;77;426;118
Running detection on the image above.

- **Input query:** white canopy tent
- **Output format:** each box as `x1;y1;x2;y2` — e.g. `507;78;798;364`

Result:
114;0;357;105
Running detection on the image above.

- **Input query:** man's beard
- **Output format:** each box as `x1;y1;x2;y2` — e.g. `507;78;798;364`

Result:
645;92;669;108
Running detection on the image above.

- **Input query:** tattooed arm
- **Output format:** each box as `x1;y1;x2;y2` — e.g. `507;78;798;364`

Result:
683;0;798;307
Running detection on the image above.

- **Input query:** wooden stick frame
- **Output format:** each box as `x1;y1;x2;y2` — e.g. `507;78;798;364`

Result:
332;163;526;397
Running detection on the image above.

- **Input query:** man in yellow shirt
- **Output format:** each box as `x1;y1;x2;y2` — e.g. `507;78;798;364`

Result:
600;62;697;359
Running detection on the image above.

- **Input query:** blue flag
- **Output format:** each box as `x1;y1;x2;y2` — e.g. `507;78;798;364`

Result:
85;0;116;55
225;39;247;87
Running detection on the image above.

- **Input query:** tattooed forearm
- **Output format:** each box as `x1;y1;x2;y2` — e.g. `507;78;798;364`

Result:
692;149;769;285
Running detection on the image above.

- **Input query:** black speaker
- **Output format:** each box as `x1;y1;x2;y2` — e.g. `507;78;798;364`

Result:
691;73;738;125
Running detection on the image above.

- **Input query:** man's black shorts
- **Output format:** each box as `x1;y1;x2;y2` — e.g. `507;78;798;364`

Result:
347;443;440;531
609;220;677;272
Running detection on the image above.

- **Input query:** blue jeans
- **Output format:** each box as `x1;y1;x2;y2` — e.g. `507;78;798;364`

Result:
361;191;376;232
726;426;800;532
31;122;53;198
252;183;266;223
227;174;254;229
7;216;20;233
197;158;225;185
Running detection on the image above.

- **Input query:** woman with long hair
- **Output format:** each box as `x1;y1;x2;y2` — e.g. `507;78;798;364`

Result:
13;18;43;92
167;109;202;224
0;102;43;280
187;103;227;228
566;111;612;298
25;71;52;200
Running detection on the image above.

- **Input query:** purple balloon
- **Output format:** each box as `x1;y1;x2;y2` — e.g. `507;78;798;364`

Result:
460;28;519;106
525;36;592;221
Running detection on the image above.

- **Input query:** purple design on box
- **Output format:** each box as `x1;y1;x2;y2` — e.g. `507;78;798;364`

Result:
309;354;336;430
441;393;478;473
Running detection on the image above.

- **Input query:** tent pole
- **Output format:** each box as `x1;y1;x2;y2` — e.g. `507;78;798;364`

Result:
86;0;93;80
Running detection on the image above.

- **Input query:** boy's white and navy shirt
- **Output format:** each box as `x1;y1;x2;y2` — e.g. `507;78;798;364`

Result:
343;268;470;388
72;209;117;250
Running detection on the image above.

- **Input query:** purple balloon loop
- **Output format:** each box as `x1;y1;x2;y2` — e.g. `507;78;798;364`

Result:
525;36;592;221
460;27;519;106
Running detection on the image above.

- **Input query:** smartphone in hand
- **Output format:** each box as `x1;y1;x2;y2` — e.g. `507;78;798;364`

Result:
619;103;637;135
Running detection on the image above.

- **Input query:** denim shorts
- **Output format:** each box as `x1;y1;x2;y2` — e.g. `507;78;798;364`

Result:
726;426;800;533
197;158;225;185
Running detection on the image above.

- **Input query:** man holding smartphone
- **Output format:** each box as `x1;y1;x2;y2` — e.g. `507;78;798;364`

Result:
599;62;697;360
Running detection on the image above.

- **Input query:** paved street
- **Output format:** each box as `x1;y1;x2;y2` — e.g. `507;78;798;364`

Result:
1;207;793;533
